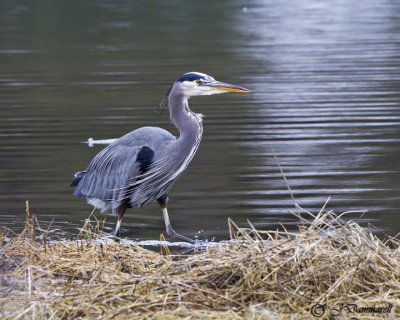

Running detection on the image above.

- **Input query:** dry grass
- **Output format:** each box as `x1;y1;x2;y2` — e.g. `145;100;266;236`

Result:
1;201;400;319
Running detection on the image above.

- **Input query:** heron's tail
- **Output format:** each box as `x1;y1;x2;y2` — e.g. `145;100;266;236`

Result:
70;170;86;187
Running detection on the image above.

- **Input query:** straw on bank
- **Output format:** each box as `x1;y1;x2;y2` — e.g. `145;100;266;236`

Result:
0;204;399;319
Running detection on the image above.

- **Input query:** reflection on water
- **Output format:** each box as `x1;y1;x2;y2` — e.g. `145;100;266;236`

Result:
1;0;400;240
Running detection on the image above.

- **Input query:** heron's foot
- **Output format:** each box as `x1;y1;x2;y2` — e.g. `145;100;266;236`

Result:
166;225;196;244
111;236;121;242
112;229;120;242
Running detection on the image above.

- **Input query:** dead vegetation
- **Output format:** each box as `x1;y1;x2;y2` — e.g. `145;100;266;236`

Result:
1;201;399;319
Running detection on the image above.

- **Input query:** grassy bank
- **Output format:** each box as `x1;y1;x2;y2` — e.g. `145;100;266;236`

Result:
1;204;399;319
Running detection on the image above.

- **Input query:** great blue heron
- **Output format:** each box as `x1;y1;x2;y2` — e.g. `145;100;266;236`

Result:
70;72;250;243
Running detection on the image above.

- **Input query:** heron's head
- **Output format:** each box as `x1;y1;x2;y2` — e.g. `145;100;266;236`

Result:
172;72;250;98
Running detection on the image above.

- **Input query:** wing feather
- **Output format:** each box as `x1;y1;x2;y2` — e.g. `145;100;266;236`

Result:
74;144;140;202
71;127;177;209
125;124;202;206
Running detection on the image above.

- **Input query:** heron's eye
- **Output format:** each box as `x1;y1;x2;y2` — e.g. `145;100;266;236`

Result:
196;80;203;85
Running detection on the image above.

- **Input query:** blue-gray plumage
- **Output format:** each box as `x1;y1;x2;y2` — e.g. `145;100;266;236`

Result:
71;72;250;243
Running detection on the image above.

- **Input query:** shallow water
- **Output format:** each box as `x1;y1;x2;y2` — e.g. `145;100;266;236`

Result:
1;0;400;241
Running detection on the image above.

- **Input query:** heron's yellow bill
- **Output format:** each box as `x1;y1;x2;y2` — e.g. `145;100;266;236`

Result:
210;81;251;93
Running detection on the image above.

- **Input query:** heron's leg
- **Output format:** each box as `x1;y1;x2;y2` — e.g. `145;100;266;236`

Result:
158;195;196;244
113;204;127;237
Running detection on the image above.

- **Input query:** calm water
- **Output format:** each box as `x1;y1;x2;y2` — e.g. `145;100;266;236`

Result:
1;0;400;241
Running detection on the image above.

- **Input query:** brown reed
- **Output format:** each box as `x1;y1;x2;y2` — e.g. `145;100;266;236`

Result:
1;203;399;319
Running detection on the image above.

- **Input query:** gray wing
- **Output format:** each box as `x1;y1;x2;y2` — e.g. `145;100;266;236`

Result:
73;143;141;202
125;123;203;206
72;127;176;205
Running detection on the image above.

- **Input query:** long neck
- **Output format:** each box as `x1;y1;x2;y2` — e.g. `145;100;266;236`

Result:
168;87;203;142
133;87;204;199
